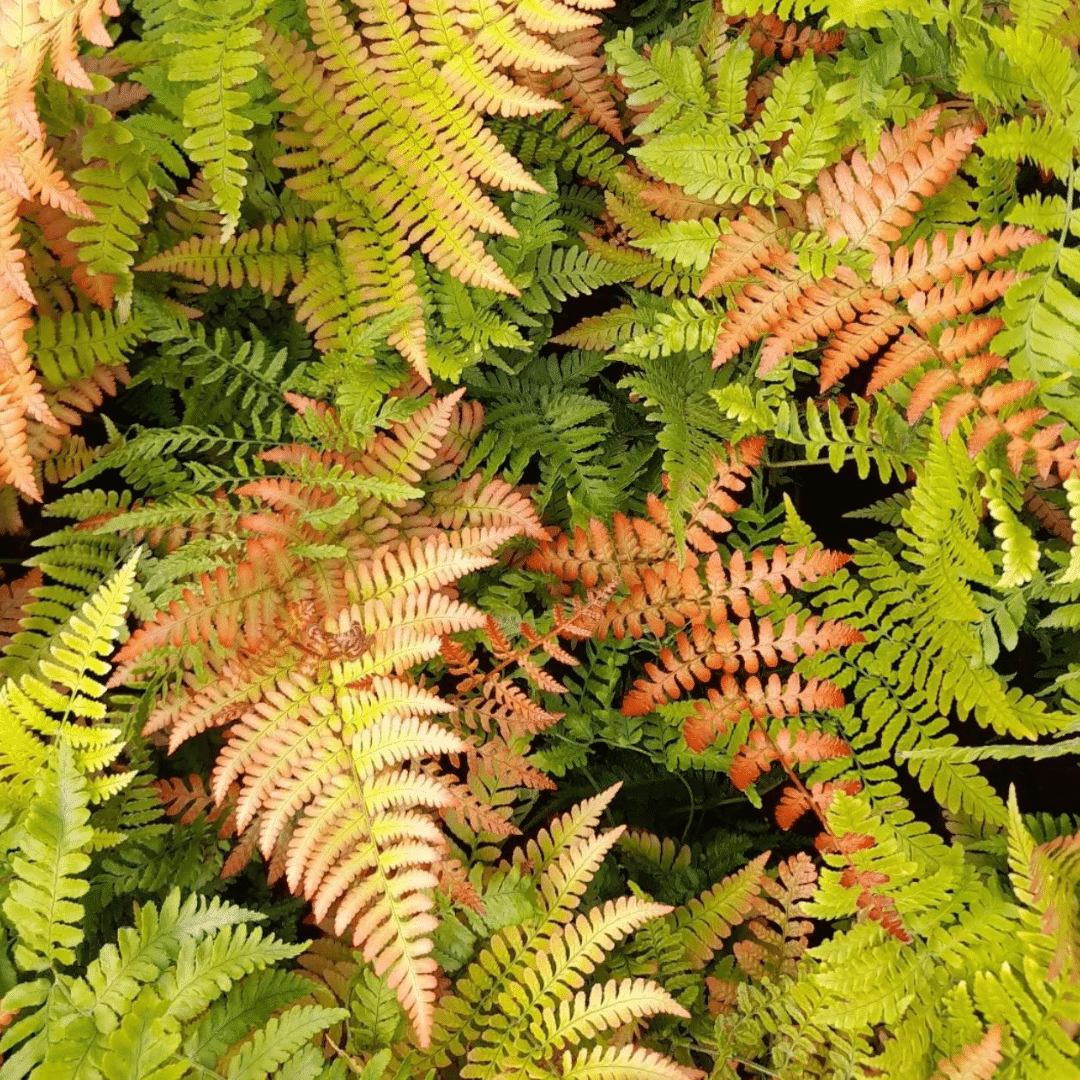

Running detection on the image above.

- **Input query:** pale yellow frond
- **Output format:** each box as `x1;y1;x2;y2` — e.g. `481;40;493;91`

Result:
559;1044;705;1080
538;976;689;1051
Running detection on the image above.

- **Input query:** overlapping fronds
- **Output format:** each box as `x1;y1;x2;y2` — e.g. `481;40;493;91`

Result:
608;23;848;207
1;886;345;1080
415;786;701;1080
101;386;603;1045
528;438;859;727
705;113;1037;395
137;0;616;383
786;448;1074;847
0;0;163;504
0;553;139;807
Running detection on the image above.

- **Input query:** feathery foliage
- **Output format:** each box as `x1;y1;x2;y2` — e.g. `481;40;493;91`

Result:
5;0;1080;1076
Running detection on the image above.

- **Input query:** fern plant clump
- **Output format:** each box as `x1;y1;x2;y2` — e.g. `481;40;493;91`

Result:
5;0;1080;1076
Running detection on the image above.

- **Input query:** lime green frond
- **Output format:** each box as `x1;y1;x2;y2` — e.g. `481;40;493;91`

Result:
2;736;94;972
28;310;147;390
1;887;343;1080
0;554;140;806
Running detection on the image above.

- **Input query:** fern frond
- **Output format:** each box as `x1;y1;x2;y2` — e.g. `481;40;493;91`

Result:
734;852;817;979
162;0;266;237
520;28;622;141
558;1043;704;1080
682;673;844;752
674;852;769;969
729;727;851;790
108;388;571;1045
0;553;139;804
540;977;689;1052
2;736;93;971
136;220;314;294
622;615;861;716
929;1026;1003;1080
808;122;981;254
0;570;41;648
698;207;792;296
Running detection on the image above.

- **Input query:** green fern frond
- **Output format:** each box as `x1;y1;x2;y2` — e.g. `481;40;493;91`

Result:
162;0;269;237
674;852;769;969
28;310;148;389
2;736;94;972
898;429;994;623
0;554;140;806
1;887;343;1080
618;351;730;548
68;120;157;306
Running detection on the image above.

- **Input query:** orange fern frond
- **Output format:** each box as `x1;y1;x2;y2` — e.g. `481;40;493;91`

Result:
871;104;943;169
818;836;912;943
527;508;671;590
639;182;725;221
359;388;468;486
465;738;557;793
0;361;42;500
712;253;808;367
113;537;297;671
819;300;908;391
733;851;817;979
1024;485;1074;542
519;27;623;141
118;388;588;1045
531;443;856;733
758;266;883;375
0;568;40;647
621;616;861;716
940;381;1034;438
930;1026;1003;1080
528;447;765;594
963;411;1080;480
864;331;937;396
156;774;237;835
0;0;125;498
699;208;792;297
423;398;486;481
729;12;846;58
728;727;851;791
807;121;981;255
703;107;1038;424
907;269;1018;331
142;648;302;750
24;201;115;307
604;545;846;641
773;778;862;830
446;648;564;738
411;474;546;539
937;315;1005;360
872;225;1041;300
682;674;844;753
682;437;766;550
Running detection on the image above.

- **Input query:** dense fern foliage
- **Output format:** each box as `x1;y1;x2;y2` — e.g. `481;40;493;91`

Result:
5;0;1080;1076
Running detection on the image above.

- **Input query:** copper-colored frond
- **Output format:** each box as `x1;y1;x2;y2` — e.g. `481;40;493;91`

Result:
0;567;41;646
809;120;980;255
819;301;908;391
712;254;808;367
699;208;792;297
729;727;851;791
682;673;845;752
